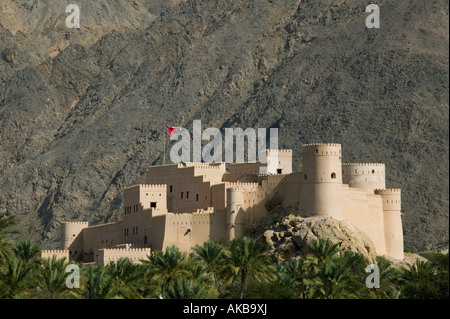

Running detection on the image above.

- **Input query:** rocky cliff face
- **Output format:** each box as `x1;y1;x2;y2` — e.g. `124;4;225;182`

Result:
0;0;448;251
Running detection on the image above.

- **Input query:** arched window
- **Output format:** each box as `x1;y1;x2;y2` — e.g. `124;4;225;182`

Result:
372;169;375;174
331;172;336;179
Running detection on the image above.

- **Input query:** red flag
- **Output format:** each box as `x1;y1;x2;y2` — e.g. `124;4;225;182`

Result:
166;126;181;135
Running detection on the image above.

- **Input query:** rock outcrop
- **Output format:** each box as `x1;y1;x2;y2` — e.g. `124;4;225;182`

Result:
1;48;16;64
246;205;378;263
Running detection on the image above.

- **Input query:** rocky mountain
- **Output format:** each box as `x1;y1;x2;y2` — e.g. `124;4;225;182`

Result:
0;0;448;251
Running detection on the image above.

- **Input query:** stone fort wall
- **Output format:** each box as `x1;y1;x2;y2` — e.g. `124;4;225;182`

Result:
162;208;227;252
96;246;151;266
40;249;69;261
55;143;404;264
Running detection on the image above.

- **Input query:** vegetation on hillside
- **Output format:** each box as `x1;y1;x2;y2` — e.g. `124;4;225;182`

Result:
0;213;448;299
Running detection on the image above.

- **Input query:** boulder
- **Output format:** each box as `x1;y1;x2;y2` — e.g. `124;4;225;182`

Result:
1;48;16;64
246;208;378;263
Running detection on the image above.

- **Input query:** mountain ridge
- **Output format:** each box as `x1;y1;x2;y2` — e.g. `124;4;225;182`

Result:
0;0;448;251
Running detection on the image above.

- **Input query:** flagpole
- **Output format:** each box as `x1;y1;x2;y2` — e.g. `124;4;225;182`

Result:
163;116;166;165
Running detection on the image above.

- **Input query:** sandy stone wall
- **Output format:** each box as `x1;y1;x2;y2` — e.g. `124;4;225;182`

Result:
40;249;69;261
58;143;405;264
97;246;151;266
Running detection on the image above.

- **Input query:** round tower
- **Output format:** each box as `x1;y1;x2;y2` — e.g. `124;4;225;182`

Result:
342;163;386;193
226;187;245;242
299;143;344;219
61;221;88;250
375;189;404;260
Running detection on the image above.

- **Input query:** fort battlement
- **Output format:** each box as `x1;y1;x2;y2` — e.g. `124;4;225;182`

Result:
342;163;385;167
303;143;341;156
100;247;151;253
258;174;287;177
183;162;224;168
375;189;401;194
190;214;214;218
176;163;224;169
228;182;259;186
41;249;69;255
303;143;341;148
228;183;261;192
40;249;69;260
266;149;292;153
62;221;89;226
134;184;167;188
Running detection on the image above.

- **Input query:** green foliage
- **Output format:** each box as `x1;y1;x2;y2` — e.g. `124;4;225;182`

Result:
0;257;33;298
0;217;448;300
0;212;19;262
143;245;192;296
104;258;147;298
225;237;276;299
165;278;218;299
14;240;41;266
398;253;449;299
192;240;227;284
81;265;115;299
34;256;73;298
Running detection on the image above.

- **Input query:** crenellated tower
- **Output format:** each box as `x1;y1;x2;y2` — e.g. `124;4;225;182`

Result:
226;187;245;242
375;189;404;260
299;143;344;219
61;221;88;250
342;163;386;193
61;221;88;261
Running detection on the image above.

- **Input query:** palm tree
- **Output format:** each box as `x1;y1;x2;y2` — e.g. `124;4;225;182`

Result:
0;212;19;262
284;258;309;299
401;259;432;280
305;239;362;299
192;241;227;284
35;256;72;298
0;212;17;236
81;265;115;299
241;262;297;299
338;251;369;296
340;251;367;275
307;238;340;266
225;236;275;299
398;259;439;298
189;262;215;285
309;261;353;299
14;240;42;266
143;245;192;296
368;256;400;299
165;278;218;299
0;257;33;298
105;258;146;298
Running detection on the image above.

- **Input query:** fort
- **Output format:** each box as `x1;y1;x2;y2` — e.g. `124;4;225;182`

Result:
41;143;404;265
